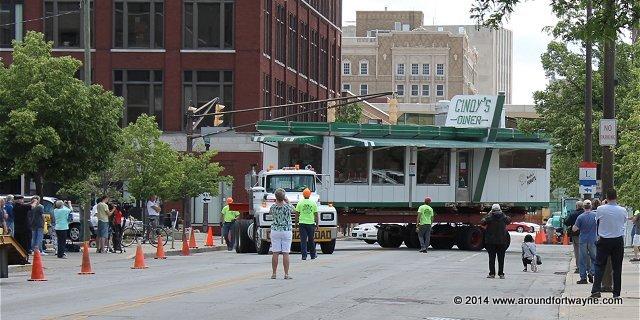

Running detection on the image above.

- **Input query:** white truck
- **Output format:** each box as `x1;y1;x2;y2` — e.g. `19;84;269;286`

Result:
233;167;338;254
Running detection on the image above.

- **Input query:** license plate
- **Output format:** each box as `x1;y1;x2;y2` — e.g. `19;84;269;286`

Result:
262;227;336;242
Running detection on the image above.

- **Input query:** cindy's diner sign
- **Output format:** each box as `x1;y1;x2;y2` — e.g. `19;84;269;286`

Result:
445;95;500;128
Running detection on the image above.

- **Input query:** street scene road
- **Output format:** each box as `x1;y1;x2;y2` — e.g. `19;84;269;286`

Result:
0;235;619;320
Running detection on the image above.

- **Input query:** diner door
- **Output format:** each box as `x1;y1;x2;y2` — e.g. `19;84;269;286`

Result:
456;151;472;202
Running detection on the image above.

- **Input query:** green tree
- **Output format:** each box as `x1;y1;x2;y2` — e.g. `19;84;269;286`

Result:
165;151;230;202
617;71;640;209
0;32;123;195
335;102;363;123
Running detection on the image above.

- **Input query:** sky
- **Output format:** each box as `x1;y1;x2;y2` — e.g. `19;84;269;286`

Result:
342;0;558;105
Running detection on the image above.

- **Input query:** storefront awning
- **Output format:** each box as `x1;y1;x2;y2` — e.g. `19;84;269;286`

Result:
252;135;323;144
335;137;551;150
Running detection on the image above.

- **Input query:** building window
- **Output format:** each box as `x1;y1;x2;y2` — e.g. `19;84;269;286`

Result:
335;147;368;184
263;0;271;56
400;113;434;126
262;73;271;108
342;83;351;92
275;4;285;63
411;63;419;75
44;1;94;48
372;147;405;185
436;63;445;76
422;63;430;75
436;84;444;97
272;79;285;118
421;84;430;96
320;36;328;85
310;29;318;81
184;0;234;49
342;61;351;75
360;84;368;95
417;149;449;185
114;70;163;129
359;60;368;75
0;1;23;48
411;85;419;96
114;0;164;49
287;13;297;69
396;63;405;75
183;70;233;127
499;149;546;169
299;21;308;75
396;84;404;96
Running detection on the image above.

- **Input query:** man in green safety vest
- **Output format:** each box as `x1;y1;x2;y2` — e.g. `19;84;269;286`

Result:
295;188;318;260
221;197;240;251
416;197;435;253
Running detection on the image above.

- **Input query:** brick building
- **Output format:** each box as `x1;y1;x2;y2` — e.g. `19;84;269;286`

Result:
0;0;342;204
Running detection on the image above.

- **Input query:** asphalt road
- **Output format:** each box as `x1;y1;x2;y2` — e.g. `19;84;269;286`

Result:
2;234;573;320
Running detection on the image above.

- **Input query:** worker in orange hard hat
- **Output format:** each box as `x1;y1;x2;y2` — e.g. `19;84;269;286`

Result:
221;197;240;251
294;188;318;260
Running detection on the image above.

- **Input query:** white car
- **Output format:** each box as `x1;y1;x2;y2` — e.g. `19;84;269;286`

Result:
351;223;379;244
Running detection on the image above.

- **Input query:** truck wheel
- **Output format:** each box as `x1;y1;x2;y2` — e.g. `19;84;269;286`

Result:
456;227;484;251
377;228;387;247
235;220;256;253
254;225;270;255
320;239;336;254
516;226;524;233
68;224;81;242
403;224;420;249
430;238;455;250
364;240;376;244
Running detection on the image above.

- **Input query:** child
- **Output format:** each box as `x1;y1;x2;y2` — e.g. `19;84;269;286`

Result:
522;234;537;272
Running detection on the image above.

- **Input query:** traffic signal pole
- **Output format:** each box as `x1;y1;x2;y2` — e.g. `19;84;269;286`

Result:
82;0;92;242
583;1;593;199
601;0;616;199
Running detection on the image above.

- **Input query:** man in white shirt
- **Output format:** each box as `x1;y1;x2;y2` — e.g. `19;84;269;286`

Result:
146;196;161;239
590;190;627;298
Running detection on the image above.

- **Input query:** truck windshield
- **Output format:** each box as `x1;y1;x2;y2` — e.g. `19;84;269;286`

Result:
266;175;315;193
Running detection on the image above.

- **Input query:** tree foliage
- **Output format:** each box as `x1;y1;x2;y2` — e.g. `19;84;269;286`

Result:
0;32;123;195
335;102;364;124
165;151;231;201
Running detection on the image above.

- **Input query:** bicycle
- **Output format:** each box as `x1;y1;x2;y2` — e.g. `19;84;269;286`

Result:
121;218;169;248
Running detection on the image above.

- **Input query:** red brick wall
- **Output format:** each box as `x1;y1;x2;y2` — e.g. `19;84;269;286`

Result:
214;152;263;203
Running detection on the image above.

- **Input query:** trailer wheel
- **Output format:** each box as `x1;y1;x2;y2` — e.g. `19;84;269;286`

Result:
381;229;403;248
403;224;420;249
235;220;256;253
430;238;455;250
364;240;376;244
377;228;388;247
320;239;336;254
456;227;484;251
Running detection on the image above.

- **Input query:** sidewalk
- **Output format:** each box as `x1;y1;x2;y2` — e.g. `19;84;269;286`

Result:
559;248;640;319
8;231;227;274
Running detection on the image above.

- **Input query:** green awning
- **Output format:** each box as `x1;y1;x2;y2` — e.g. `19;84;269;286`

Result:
252;135;323;144
335;137;551;150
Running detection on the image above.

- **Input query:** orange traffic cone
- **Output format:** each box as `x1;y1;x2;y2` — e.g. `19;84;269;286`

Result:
189;228;198;249
534;231;542;244
78;242;95;274
28;249;47;281
131;244;148;269
204;226;215;247
155;235;167;259
562;232;570;245
181;236;191;256
540;228;547;244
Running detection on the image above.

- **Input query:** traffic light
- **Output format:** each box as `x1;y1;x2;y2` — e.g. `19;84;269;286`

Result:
213;104;226;126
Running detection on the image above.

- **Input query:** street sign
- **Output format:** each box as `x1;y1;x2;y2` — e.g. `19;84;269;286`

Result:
445;95;500;128
599;119;617;146
201;192;211;204
579;161;597;195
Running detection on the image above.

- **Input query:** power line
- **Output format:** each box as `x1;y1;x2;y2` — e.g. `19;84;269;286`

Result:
0;9;81;28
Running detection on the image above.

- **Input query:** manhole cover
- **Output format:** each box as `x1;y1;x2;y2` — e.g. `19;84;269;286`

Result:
354;297;444;305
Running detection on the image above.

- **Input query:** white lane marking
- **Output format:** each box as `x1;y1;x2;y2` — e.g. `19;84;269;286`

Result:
458;252;482;262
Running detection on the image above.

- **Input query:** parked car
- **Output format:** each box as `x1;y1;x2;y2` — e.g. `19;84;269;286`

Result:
351;223;379;244
507;221;536;233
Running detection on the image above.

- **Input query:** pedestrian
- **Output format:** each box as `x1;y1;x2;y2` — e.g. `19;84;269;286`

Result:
573;200;597;284
29;196;45;255
593;199;613;292
0;197;7;234
590;190;627;298
564;201;584;273
146;195;161;240
112;204;124;253
269;188;293;280
521;234;537;272
295;188;318;260
544;217;555;244
53;200;71;259
96;196;111;253
12;196;31;253
481;204;511;279
221;197;240;251
416;197;435;253
629;210;640;262
4;195;14;236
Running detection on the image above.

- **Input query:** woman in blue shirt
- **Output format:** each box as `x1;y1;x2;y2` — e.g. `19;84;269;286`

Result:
53;200;72;259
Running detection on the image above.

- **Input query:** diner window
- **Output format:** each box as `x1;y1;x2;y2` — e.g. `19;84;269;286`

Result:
411;63;419;75
113;70;163;129
0;1;23;48
278;143;322;173
417;149;450;185
499;149;546;169
400;113;434;125
396;84;404;96
183;70;233;127
114;0;164;48
184;0;234;49
360;84;368;95
421;84;430;96
263;0;271;55
396;63;405;75
372;147;405;185
359;60;368;75
422;63;430;75
411;85;419;96
436;63;445;75
335;147;368;184
44;0;94;48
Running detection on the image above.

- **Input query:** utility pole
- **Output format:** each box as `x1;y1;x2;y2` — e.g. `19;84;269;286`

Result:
82;0;92;242
583;0;593;200
601;0;616;199
184;102;196;240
